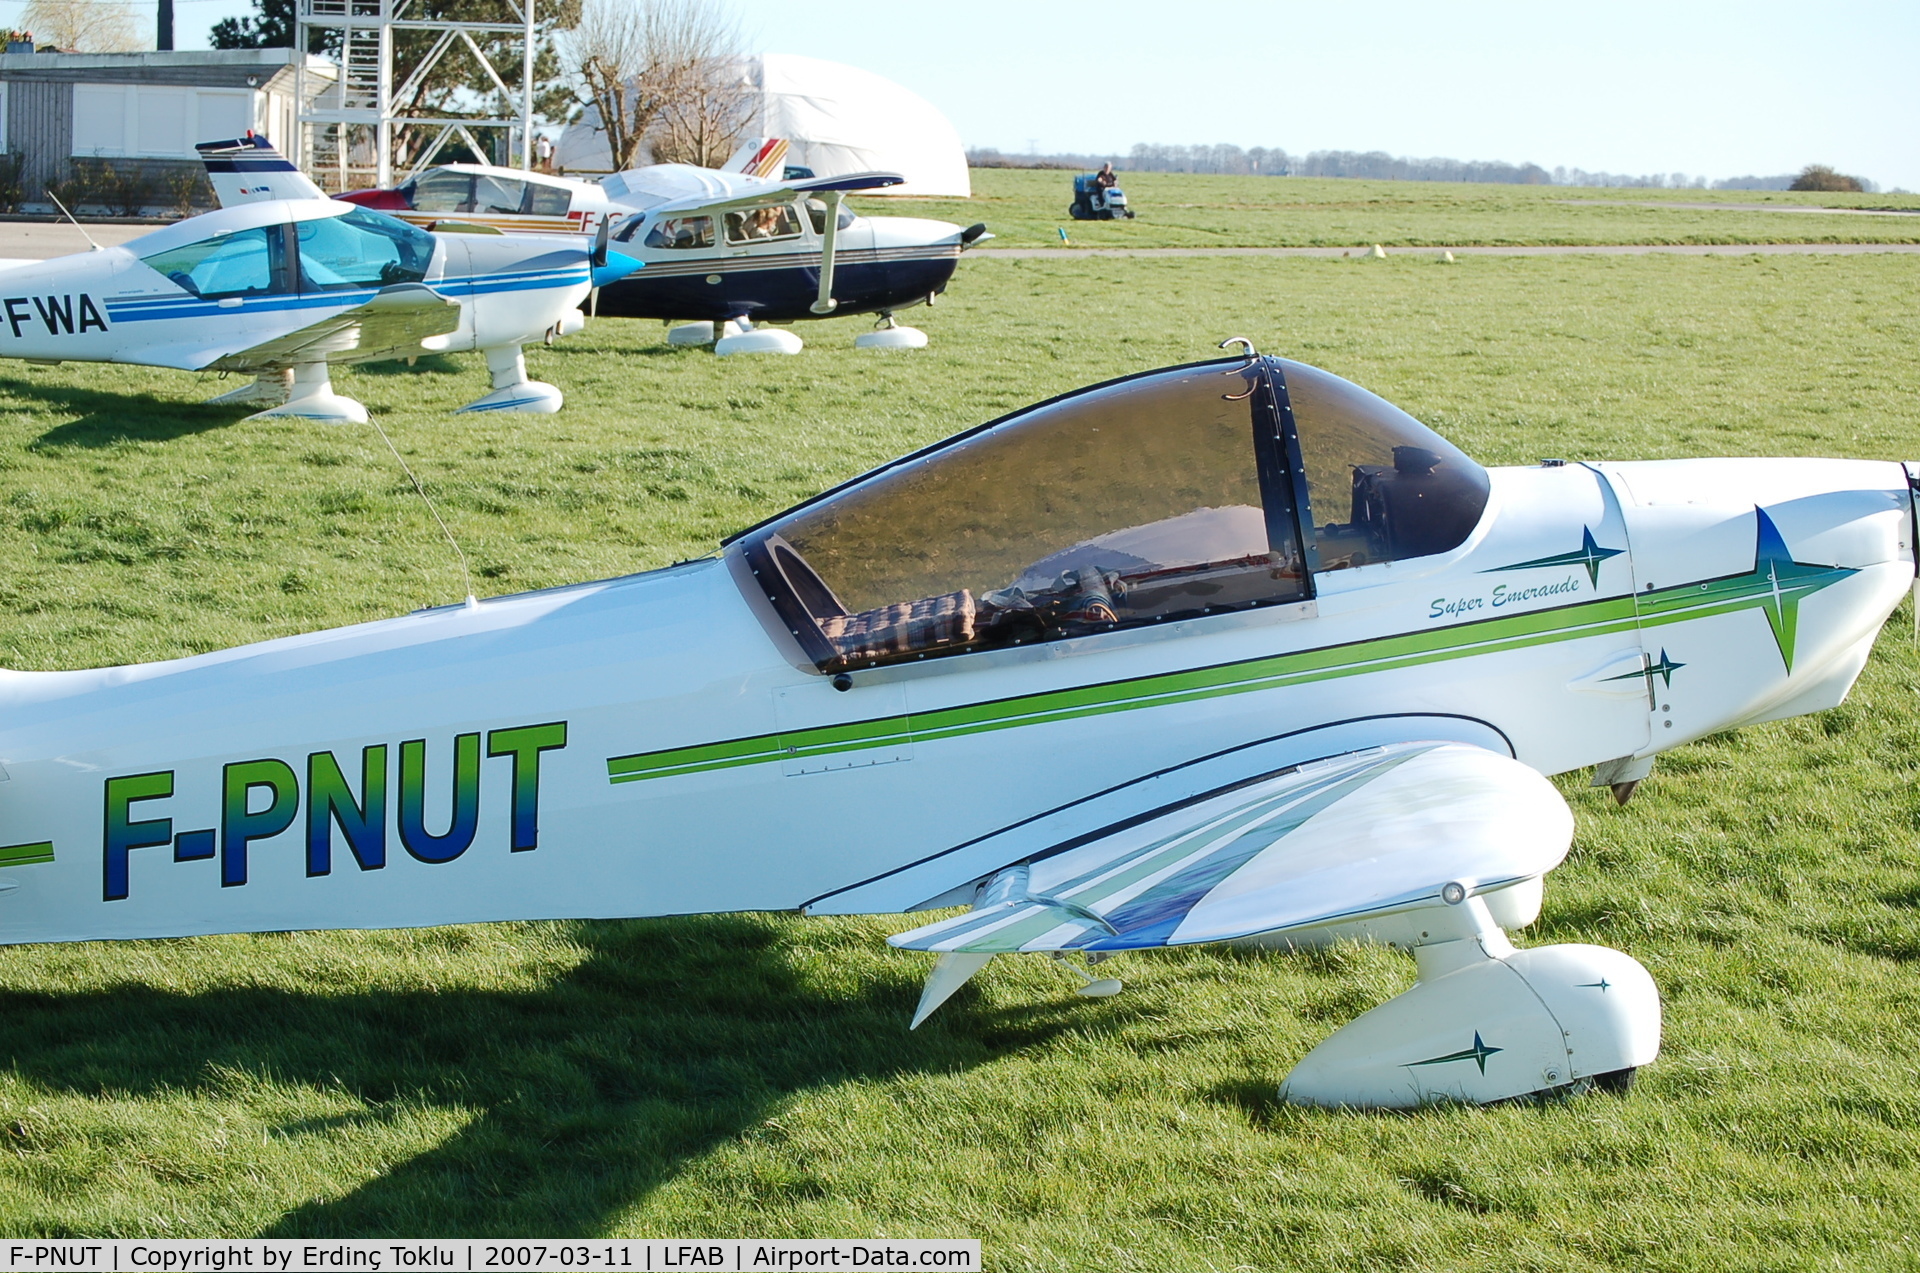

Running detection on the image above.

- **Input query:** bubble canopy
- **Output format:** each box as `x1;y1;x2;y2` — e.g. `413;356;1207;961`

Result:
733;357;1490;674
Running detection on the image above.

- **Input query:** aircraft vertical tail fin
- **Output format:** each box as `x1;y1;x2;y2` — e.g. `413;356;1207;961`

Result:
196;133;328;206
725;137;791;179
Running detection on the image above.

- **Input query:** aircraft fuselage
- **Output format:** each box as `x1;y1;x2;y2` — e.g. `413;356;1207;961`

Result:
0;457;1907;948
589;248;959;324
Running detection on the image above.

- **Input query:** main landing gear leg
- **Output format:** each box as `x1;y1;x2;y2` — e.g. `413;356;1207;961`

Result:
456;345;563;414
247;363;367;424
855;311;927;350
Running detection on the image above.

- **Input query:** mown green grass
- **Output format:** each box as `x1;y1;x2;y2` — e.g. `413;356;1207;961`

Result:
1;250;1918;1266
872;168;1920;250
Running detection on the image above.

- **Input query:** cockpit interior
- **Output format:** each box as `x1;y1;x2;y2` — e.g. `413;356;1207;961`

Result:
735;357;1491;673
140;209;435;299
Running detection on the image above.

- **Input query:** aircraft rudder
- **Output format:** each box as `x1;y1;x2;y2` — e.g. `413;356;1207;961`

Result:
195;132;328;207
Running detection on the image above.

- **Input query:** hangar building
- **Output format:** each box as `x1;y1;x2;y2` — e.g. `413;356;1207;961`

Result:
0;47;334;211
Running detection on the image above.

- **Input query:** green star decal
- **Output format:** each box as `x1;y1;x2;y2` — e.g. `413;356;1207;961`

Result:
1645;649;1685;689
1484;526;1624;589
1602;648;1687;692
1407;1030;1503;1076
1638;507;1856;674
1749;509;1849;672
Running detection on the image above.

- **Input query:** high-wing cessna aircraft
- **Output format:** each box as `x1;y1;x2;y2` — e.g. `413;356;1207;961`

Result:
0;351;1909;1108
0;142;646;422
592;165;988;353
315;137;990;354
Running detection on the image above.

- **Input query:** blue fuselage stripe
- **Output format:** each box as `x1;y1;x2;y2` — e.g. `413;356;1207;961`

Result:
105;269;586;323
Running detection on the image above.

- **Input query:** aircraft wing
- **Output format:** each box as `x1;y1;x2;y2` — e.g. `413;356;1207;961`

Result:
639;170;905;219
889;742;1573;957
206;283;461;372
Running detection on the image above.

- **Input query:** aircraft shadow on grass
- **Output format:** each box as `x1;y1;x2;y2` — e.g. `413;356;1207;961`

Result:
354;355;467;379
0;915;1081;1237
8;365;463;444
2;379;245;449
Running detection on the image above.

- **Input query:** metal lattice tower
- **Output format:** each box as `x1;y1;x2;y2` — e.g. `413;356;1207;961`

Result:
295;0;537;192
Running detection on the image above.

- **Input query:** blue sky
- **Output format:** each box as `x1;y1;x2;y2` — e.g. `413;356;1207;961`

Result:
16;0;1916;189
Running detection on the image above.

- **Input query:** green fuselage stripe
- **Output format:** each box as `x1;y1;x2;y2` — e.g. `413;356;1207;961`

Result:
605;563;1831;784
0;841;54;867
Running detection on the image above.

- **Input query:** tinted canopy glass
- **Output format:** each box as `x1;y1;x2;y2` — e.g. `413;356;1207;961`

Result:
296;209;435;291
141;226;290;298
1279;359;1489;570
743;362;1309;672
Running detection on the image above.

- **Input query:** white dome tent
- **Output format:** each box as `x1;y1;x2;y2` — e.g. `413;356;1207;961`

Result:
557;53;970;197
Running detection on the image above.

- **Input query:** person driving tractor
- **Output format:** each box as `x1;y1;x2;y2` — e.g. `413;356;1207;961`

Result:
1070;164;1134;220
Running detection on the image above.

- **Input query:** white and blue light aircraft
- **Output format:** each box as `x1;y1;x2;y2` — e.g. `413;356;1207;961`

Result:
0;348;1910;1107
0;152;642;421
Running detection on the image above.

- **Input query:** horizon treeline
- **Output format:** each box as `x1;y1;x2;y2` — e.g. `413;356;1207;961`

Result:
966;144;1883;193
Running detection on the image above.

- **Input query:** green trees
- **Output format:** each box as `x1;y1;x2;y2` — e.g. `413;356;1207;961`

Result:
210;0;579;171
1789;164;1866;193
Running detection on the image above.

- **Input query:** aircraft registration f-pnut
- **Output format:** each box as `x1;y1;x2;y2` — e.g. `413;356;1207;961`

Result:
0;350;1911;1108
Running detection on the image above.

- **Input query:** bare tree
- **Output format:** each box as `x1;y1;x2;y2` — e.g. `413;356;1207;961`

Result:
650;52;749;168
563;0;746;172
22;0;142;51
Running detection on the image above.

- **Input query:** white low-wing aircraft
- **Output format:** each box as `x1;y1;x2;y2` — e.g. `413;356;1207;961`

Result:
0;349;1910;1108
1;149;642;422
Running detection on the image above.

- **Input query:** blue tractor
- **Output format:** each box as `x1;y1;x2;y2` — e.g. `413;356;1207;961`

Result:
1069;173;1135;221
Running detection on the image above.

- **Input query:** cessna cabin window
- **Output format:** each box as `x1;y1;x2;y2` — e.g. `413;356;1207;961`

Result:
741;362;1309;673
725;204;804;244
295;209;435;291
407;170;473;213
141;226;291;299
472;174;528;215
643;216;715;249
1278;359;1489;570
804;198;857;234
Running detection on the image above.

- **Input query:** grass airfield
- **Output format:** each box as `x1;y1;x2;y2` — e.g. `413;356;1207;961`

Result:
0;195;1917;1266
886;168;1920;250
